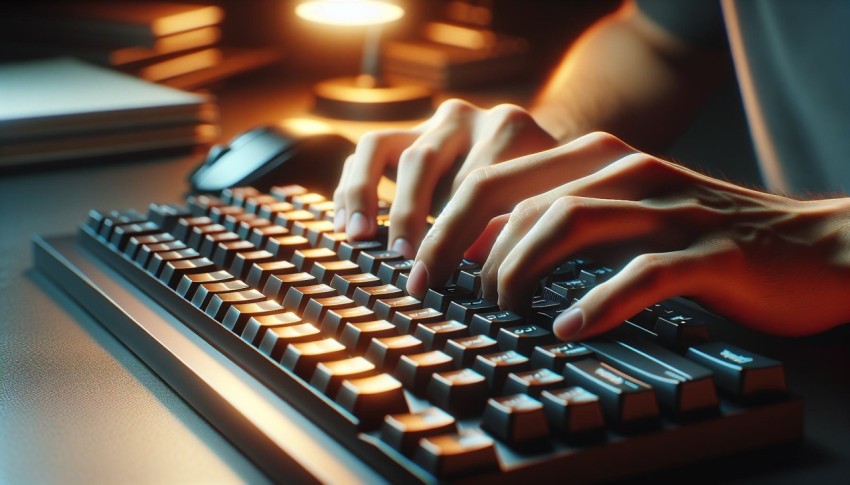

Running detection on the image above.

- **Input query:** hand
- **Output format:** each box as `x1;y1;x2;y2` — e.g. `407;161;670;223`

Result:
333;99;557;257
408;132;850;339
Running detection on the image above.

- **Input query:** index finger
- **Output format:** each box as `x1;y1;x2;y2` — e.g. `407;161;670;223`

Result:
407;132;636;296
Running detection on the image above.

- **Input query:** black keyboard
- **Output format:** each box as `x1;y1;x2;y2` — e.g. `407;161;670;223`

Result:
33;184;803;483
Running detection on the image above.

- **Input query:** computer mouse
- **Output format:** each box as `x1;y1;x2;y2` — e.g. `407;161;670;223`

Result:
188;119;355;196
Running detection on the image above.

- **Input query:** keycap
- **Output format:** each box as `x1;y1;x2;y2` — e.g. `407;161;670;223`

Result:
337;240;383;262
481;394;549;444
413;429;498;478
191;280;250;309
503;368;565;398
446;298;499;324
353;284;404;309
159;257;217;288
320;306;377;339
205;289;267;322
174;215;213;241
444;334;499;368
357;249;404;274
564;359;659;424
686;341;786;399
310;259;361;284
423;285;470;312
227;213;262;236
629;303;675;330
243;194;279;215
222;299;285;335
541;386;605;436
655;313;710;350
392;307;444;334
258;323;322;360
241;312;302;346
455;268;482;295
496;324;555;355
311;356;377;398
308;200;336;219
381;407;457;456
293;220;335;246
302;295;355;327
146;203;191;231
270;184;308;202
222;186;259;206
365;335;425;372
292;247;337;272
209;205;245;225
427;368;489;418
335;374;409;430
265;234;311;260
339;320;398;354
413;320;469;351
274;209;315;229
319;232;349;251
395;351;454;395
579;265;614;284
110;221;160;251
146;248;202;276
377;259;415;286
249;224;289;248
282;283;337;314
125;233;175;260
470;310;525;338
330;272;382;298
212;240;255;270
245;260;297;289
584;332;718;415
257;201;295;221
177;270;234;300
229;250;275;280
186;194;224;217
291;192;327;209
187;223;227;250
529;342;594;372
544;279;588;303
281;338;348;378
199;232;241;259
373;295;422;321
135;240;188;267
261;272;318;301
472;350;530;393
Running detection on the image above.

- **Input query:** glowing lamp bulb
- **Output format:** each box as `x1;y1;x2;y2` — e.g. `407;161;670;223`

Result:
296;0;404;27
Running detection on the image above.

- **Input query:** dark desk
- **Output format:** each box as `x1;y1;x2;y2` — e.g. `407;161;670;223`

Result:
2;69;848;483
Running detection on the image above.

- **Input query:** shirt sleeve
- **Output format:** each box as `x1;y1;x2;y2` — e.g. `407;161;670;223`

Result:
635;0;727;49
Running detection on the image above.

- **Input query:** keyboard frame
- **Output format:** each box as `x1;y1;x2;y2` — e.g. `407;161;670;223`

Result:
33;230;805;484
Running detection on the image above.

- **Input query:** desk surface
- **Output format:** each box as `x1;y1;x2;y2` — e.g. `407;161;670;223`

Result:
2;69;848;484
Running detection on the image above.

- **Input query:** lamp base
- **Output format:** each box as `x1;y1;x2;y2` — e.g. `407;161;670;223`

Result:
312;76;433;121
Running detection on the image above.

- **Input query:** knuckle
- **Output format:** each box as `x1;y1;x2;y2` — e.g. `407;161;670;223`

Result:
582;131;628;150
398;144;438;167
614;152;667;176
460;166;498;202
438;98;475;116
630;253;670;289
511;198;543;224
488;103;531;128
354;131;387;154
551;195;586;219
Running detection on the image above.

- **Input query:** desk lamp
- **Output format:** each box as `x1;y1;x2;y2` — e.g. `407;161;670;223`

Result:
296;0;433;120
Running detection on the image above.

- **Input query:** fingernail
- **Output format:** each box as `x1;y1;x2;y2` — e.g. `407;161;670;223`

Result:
407;260;429;297
553;306;585;340
391;238;415;259
334;208;346;233
347;211;371;239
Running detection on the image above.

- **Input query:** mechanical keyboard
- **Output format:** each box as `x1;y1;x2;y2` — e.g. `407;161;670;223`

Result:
32;184;803;483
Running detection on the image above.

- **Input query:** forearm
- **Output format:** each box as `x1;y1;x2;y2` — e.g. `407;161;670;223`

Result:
531;1;731;150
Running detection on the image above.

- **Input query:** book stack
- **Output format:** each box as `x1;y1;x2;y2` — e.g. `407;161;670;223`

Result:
0;58;218;171
0;2;282;90
382;22;529;89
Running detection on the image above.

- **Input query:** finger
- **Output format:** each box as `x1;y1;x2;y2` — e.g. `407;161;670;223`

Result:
492;197;667;309
389;123;473;258
333;154;355;232
553;249;714;341
343;130;419;239
408;132;635;297
451;104;557;195
463;214;510;263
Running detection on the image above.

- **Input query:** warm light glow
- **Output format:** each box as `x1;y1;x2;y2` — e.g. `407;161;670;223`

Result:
296;0;404;26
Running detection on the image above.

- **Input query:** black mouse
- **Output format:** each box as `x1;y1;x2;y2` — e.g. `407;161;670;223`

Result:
188;119;355;196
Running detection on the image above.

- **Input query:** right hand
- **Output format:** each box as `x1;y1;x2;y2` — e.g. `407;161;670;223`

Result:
332;99;557;258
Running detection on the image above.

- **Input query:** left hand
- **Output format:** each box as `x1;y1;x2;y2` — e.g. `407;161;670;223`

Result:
408;132;850;340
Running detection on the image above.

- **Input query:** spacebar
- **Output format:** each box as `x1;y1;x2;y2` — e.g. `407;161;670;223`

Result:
584;329;719;415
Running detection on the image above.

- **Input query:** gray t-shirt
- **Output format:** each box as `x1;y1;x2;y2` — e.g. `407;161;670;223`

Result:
638;0;850;196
